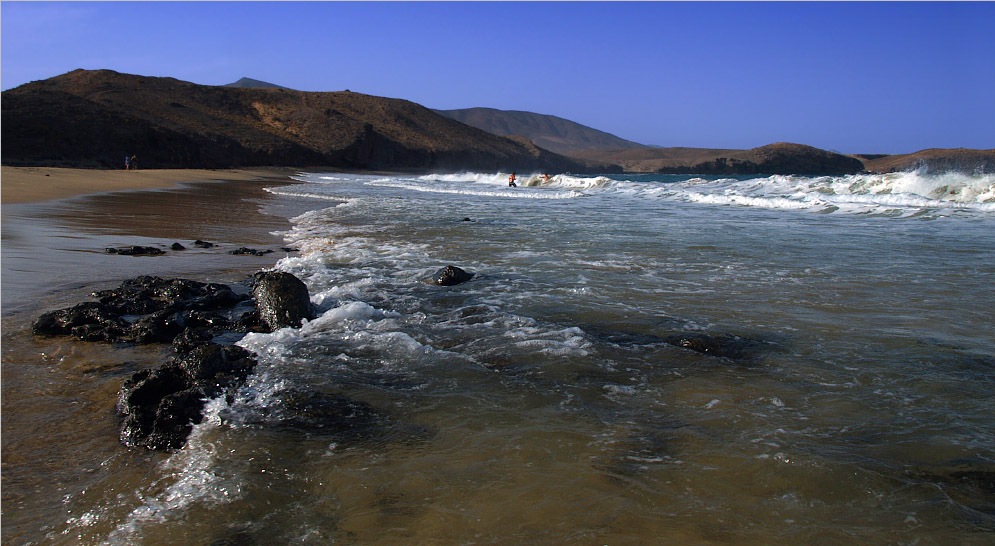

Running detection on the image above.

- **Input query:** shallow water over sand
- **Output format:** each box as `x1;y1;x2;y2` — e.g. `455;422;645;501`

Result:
4;172;995;544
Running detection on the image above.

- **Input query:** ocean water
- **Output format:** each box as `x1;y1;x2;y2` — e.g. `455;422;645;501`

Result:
26;170;995;544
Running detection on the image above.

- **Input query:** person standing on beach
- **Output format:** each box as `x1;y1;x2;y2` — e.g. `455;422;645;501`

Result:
125;155;130;170
130;155;137;170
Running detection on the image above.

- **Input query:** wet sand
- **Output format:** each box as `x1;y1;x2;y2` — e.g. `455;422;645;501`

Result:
1;168;307;313
1;166;297;205
0;168;307;544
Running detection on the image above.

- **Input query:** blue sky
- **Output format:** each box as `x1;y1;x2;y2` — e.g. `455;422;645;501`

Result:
3;2;993;154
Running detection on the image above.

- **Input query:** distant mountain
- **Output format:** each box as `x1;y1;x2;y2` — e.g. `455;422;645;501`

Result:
657;143;865;176
1;69;604;172
224;77;292;90
6;69;981;176
435;107;647;156
578;143;865;175
859;148;995;174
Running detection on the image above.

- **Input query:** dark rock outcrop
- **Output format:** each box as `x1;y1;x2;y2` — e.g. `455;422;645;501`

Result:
94;275;246;317
251;271;314;330
117;343;257;450
664;332;769;361
430;265;474;286
906;459;995;529
34;272;321;451
230;247;274;256
32;301;130;342
105;245;165;256
255;389;387;438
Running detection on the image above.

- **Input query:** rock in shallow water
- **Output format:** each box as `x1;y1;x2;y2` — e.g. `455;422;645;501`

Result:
105;245;164;256
252;271;315;330
117;343;258;450
430;265;474;286
33;272;321;450
664;332;769;361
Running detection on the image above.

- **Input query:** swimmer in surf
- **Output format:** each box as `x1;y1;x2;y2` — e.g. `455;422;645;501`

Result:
509;172;517;187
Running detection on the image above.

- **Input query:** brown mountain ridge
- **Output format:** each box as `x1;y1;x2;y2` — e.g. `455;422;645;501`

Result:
3;69;990;175
434;107;646;156
1;69;603;172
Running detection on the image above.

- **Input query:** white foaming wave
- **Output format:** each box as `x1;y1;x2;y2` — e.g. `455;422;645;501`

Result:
367;179;583;199
265;186;354;202
418;171;508;185
542;174;617;190
504;325;592;357
293;172;386;184
685;191;818;210
104;399;241;544
417;171;615;191
654;171;995;216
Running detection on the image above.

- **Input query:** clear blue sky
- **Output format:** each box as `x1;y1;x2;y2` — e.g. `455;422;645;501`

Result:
3;2;993;154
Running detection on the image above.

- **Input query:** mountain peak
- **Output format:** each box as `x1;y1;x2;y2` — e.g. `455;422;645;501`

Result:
224;77;292;90
435;107;646;156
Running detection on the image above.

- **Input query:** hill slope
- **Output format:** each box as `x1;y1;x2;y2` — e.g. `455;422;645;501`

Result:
579;143;865;175
860;148;995;174
1;69;599;172
435;107;646;156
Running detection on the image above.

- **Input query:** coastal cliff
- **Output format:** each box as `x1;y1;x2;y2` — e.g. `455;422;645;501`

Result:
1;69;600;172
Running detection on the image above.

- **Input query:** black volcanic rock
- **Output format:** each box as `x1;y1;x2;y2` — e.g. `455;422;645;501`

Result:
1;69;593;172
33;272;318;451
252;271;314;330
430;265;474;286
105;245;165;256
117;343;258;450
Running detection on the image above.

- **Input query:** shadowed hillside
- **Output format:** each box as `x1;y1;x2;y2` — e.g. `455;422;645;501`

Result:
1;69;603;172
435;107;647;156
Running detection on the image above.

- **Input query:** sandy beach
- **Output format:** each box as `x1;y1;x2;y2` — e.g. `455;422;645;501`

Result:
1;167;310;544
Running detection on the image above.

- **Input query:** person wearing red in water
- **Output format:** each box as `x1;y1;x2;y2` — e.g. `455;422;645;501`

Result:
508;172;517;187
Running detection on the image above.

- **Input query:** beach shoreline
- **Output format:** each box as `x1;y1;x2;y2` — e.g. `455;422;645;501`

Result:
1;166;304;205
1;167;314;543
2;167;308;314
